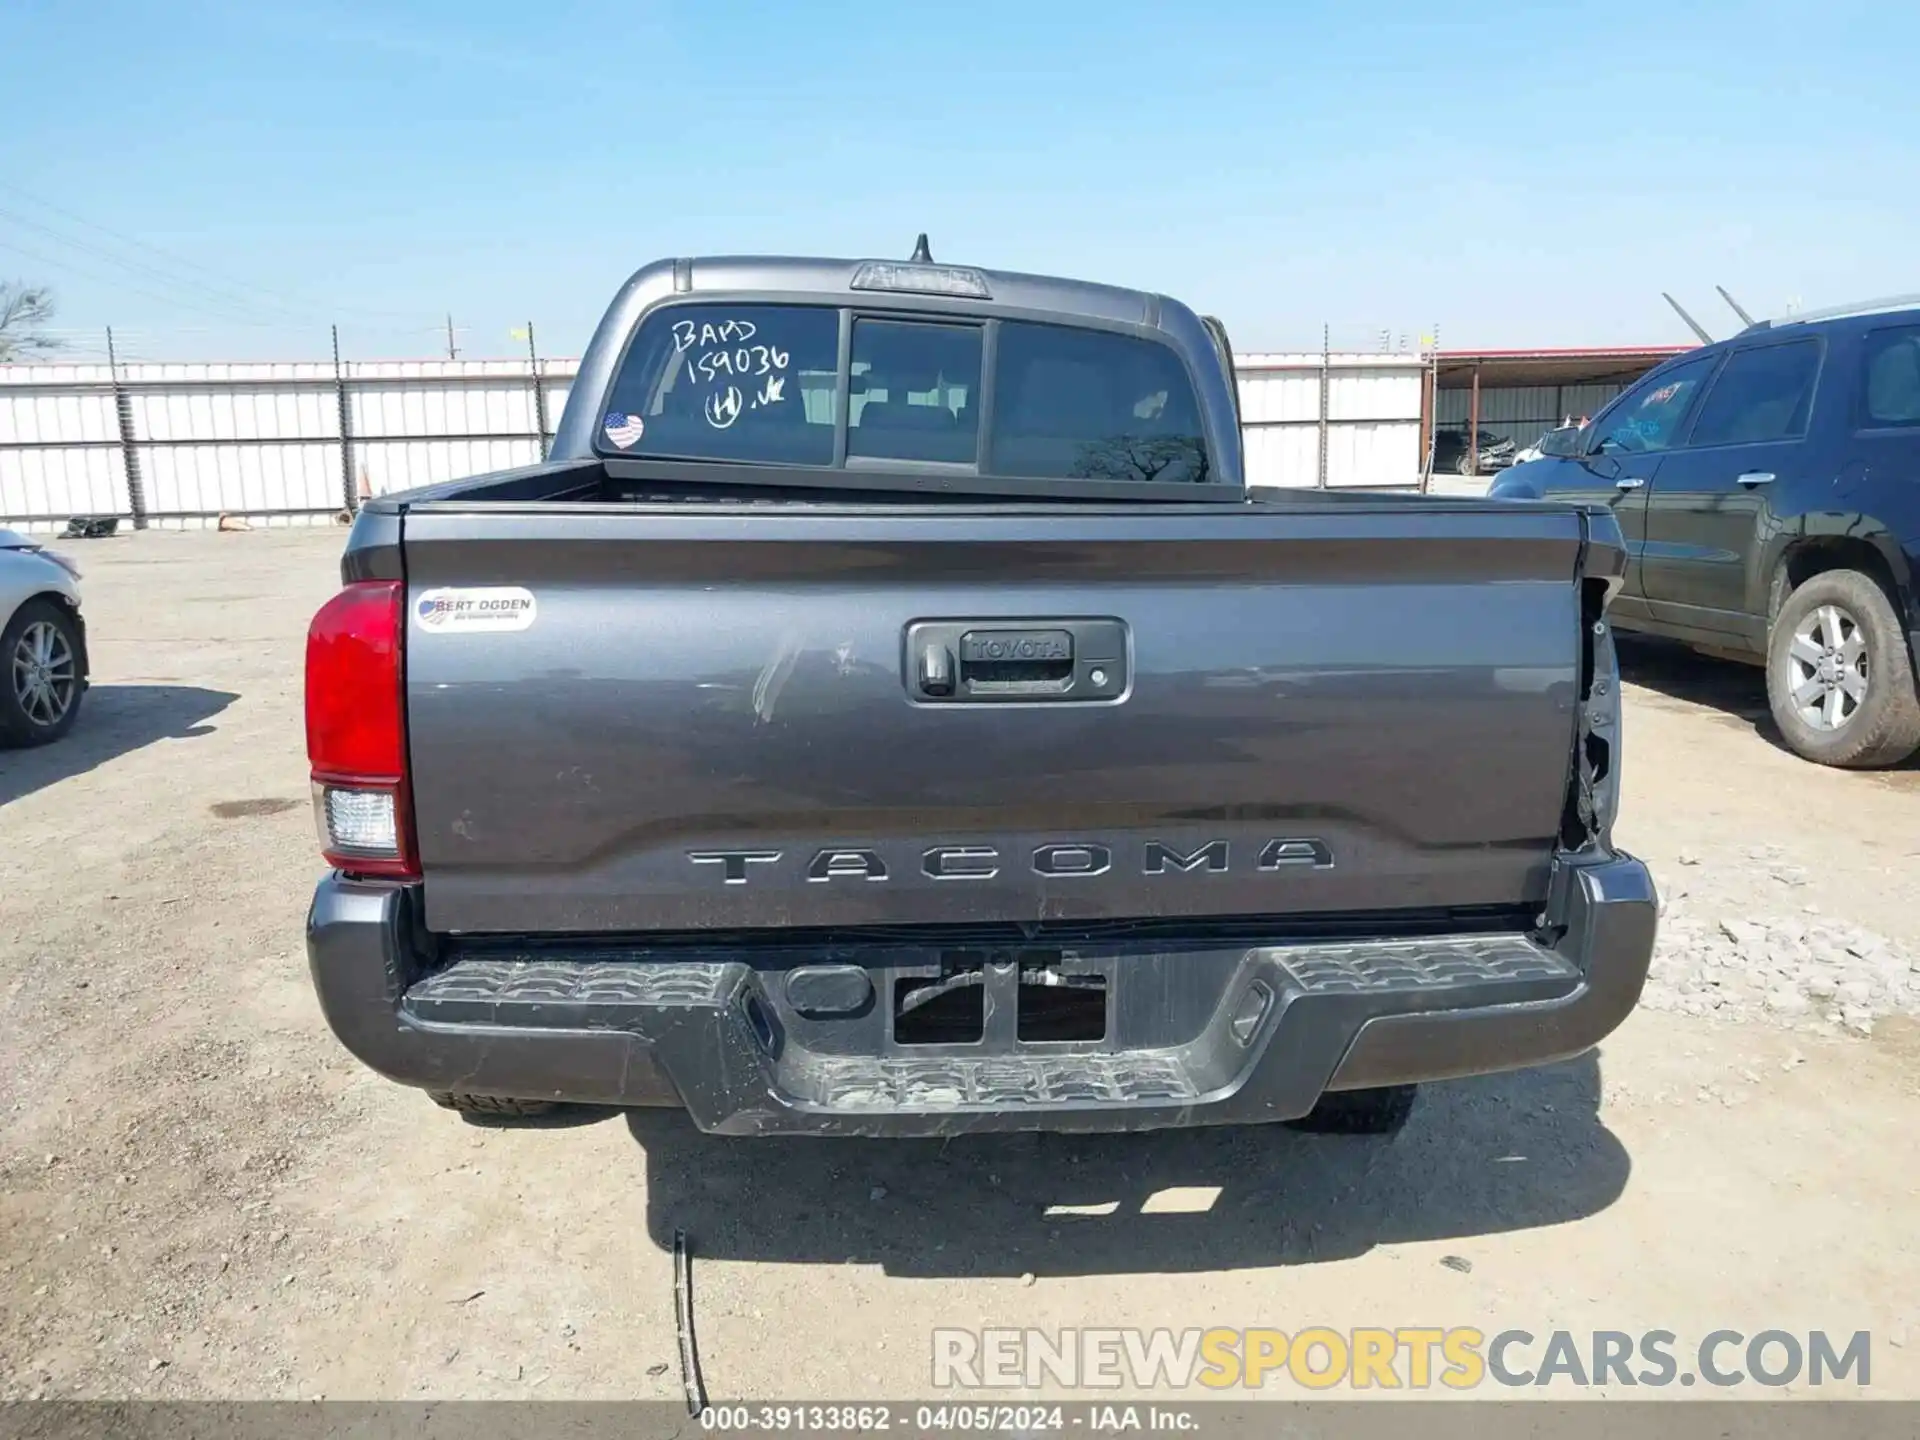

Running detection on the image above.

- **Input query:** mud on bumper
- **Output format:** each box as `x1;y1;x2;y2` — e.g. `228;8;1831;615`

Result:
306;855;1655;1136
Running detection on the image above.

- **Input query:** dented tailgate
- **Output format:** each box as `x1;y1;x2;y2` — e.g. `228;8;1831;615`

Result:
400;502;1591;935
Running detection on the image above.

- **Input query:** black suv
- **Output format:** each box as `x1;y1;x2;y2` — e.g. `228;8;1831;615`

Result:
1492;298;1920;768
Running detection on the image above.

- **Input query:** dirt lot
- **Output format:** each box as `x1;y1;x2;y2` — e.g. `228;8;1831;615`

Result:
2;528;1917;1402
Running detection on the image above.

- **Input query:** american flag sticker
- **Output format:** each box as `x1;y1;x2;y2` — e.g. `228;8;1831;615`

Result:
603;411;645;448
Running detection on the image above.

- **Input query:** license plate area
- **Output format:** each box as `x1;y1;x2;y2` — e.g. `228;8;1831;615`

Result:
1016;964;1108;1042
891;949;1111;1049
893;967;986;1045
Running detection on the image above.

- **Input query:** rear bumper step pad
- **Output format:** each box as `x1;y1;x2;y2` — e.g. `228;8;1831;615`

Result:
308;857;1654;1136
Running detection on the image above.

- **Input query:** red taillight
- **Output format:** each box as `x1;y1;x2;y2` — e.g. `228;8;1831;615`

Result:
305;580;418;879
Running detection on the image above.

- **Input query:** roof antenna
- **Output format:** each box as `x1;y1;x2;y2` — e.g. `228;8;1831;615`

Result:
1715;284;1757;328
1662;292;1715;345
910;233;933;263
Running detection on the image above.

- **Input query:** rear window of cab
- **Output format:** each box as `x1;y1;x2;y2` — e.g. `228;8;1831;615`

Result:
597;302;1210;485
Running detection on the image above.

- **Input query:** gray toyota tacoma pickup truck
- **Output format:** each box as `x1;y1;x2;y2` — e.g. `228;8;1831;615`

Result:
304;251;1656;1137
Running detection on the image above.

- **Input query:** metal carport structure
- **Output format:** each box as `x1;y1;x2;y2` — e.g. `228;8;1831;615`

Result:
1426;346;1693;487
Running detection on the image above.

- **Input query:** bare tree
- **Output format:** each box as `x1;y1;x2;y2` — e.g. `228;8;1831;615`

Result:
0;282;62;362
1069;434;1210;484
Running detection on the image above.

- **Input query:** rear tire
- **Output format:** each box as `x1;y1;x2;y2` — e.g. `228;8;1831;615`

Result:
1287;1084;1417;1136
1766;569;1920;768
1;598;84;748
427;1091;556;1118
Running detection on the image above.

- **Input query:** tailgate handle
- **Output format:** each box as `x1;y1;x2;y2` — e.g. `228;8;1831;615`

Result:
907;619;1128;703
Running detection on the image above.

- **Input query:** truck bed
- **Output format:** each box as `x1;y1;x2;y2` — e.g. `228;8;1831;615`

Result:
371;454;1552;514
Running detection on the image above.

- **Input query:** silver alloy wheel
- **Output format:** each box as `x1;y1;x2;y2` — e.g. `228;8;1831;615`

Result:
1784;603;1868;731
11;619;76;729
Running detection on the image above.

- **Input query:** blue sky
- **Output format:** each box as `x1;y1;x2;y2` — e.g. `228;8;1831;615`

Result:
2;0;1911;361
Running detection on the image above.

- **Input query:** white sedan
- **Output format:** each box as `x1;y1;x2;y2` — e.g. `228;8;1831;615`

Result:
1511;422;1586;466
0;527;87;746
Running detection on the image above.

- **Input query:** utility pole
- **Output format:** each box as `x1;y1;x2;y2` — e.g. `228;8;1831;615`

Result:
525;322;549;459
1317;322;1330;489
1419;322;1439;494
333;325;356;514
106;326;149;529
445;313;459;360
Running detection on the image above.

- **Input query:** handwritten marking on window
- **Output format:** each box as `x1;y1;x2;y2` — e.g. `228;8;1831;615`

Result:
687;345;790;384
673;317;757;353
705;385;744;429
755;375;785;409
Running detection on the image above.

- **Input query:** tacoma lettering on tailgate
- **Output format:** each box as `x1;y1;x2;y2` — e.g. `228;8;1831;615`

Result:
686;839;1334;885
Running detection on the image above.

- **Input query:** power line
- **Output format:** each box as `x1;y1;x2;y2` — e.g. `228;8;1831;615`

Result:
1;240;463;346
0;236;288;326
0;179;426;323
36;323;455;338
0;212;298;325
0;179;435;325
0;205;321;325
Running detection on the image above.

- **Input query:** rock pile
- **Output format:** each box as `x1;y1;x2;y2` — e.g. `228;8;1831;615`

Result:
1641;907;1919;1036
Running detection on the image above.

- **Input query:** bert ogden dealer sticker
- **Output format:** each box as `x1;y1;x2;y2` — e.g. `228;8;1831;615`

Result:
604;411;645;448
414;587;538;634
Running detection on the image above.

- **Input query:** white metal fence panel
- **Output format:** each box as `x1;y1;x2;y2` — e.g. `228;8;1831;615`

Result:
1325;421;1425;488
347;361;558;496
356;437;545;495
0;364;134;528
352;376;539;440
2;347;1433;524
139;439;342;527
1238;353;1425;489
1237;358;1323;425
0;372;119;443
0;447;129;528
1328;366;1422;420
118;371;342;527
128;382;331;441
0;355;584;532
1241;421;1321;491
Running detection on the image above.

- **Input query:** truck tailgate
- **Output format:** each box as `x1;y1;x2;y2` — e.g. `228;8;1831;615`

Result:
401;503;1593;935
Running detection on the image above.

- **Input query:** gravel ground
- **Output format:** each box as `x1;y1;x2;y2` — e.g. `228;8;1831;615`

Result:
1614;635;1920;1041
1;530;1917;1403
